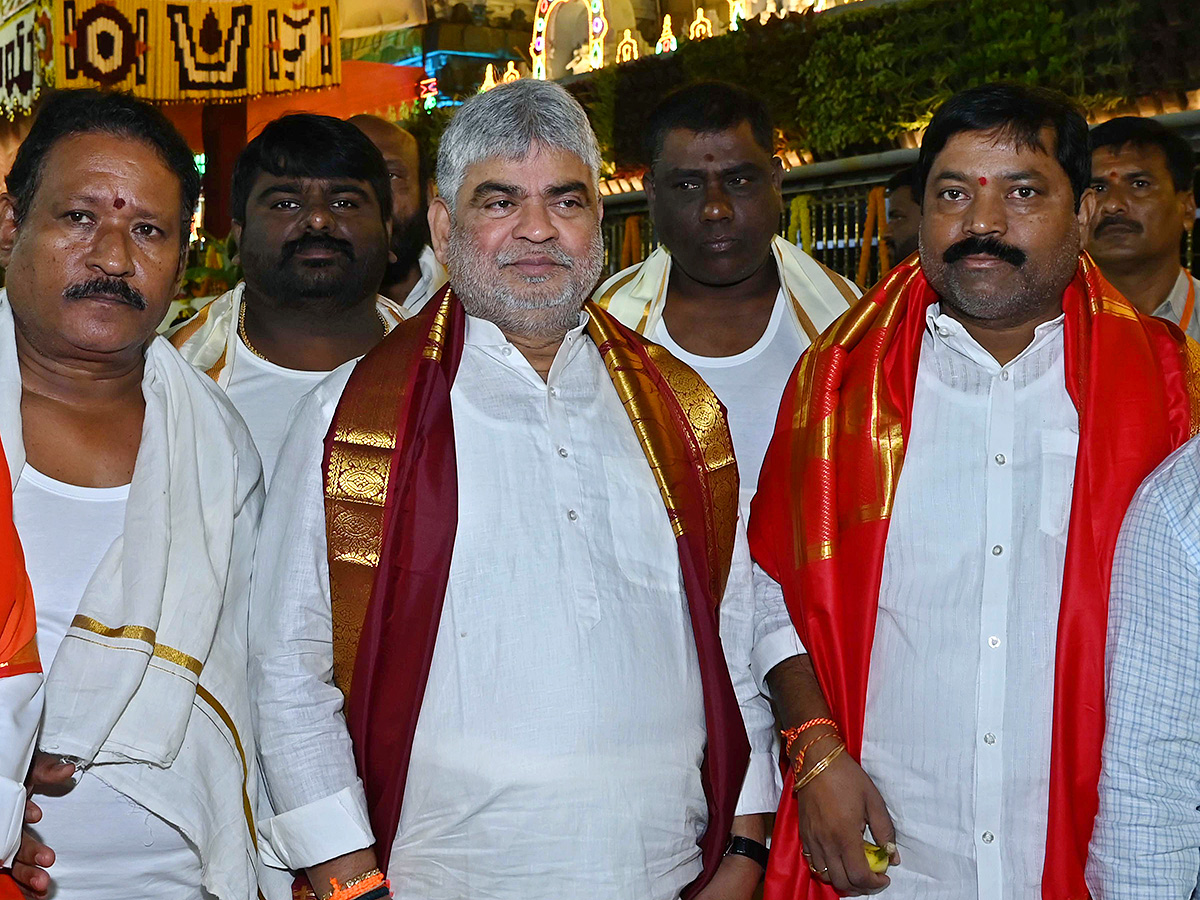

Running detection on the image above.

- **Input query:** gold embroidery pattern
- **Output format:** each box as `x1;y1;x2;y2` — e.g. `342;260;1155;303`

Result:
324;291;454;699
786;265;918;565
70;615;203;677
1183;337;1200;437
586;303;739;602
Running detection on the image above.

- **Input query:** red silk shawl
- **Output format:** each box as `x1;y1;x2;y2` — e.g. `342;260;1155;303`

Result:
749;254;1200;900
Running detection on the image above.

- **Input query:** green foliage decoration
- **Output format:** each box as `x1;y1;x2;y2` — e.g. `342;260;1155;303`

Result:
566;0;1194;170
384;0;1197;178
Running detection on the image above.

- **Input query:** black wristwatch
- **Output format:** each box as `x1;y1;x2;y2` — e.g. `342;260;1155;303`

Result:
725;834;770;870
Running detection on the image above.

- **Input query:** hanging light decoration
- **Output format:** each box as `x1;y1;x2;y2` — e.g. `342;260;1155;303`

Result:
727;0;746;30
688;7;713;39
655;14;677;53
616;28;639;62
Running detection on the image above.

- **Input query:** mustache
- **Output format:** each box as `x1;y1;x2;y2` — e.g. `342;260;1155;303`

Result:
1093;214;1143;236
496;244;574;268
62;277;147;310
281;233;355;263
943;235;1027;268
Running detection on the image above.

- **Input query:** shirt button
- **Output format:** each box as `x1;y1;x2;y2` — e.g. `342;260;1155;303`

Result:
992;544;1003;556
501;346;512;356
557;447;569;458
988;635;1001;648
936;325;950;337
1000;370;1010;381
995;453;1006;465
549;387;558;398
567;509;578;521
982;831;995;844
983;732;996;745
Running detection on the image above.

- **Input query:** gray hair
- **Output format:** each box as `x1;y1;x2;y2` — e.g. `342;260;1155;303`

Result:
436;80;602;210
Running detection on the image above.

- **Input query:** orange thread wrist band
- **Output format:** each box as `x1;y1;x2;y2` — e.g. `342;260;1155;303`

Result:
327;871;389;900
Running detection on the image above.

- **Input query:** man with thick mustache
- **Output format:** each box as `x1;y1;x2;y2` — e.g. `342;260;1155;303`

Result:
249;79;777;900
749;84;1200;900
0;89;269;900
1084;116;1197;339
170;113;407;482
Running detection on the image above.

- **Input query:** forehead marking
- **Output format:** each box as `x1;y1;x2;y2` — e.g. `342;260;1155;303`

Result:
977;176;987;186
113;197;125;209
1110;171;1118;179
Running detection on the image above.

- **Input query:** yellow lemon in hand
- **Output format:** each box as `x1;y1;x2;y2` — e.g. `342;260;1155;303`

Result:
864;841;891;873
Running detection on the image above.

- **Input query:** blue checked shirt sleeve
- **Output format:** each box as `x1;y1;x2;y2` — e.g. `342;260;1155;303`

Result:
1087;442;1200;900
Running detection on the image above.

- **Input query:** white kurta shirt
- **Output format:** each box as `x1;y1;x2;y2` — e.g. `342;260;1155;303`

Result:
858;305;1078;900
252;311;784;899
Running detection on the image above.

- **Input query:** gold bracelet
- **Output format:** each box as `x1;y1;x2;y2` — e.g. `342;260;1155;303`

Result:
793;742;845;794
342;869;383;890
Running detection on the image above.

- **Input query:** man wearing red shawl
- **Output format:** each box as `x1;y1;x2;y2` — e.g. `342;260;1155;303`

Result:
250;79;780;900
749;83;1200;900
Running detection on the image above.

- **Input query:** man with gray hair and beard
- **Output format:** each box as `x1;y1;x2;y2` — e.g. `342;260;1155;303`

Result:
249;79;780;900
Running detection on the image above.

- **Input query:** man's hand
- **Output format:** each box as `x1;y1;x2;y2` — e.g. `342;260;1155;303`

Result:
13;753;76;898
12;799;53;899
795;751;898;896
693;814;767;900
693;852;763;900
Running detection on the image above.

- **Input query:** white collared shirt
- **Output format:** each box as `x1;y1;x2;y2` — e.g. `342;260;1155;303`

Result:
858;305;1078;900
251;311;781;899
399;245;449;312
1152;268;1200;342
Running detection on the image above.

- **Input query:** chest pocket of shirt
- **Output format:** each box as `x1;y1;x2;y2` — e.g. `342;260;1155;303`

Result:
601;454;679;591
1039;428;1079;541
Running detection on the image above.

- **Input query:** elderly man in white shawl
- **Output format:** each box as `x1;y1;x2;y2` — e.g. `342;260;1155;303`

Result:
0;90;269;900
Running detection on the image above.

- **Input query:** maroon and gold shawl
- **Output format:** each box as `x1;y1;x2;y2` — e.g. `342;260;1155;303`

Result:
321;287;749;896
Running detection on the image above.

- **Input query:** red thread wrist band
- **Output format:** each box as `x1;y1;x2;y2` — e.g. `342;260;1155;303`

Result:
781;717;839;759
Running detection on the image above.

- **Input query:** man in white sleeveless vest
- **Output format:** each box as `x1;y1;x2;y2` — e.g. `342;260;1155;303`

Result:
2;90;270;900
594;81;857;521
595;84;857;775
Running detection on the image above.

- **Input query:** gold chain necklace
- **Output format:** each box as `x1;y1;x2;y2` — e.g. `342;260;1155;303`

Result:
237;301;390;362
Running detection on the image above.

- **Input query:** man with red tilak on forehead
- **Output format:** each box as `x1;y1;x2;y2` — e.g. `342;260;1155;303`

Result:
750;83;1200;900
